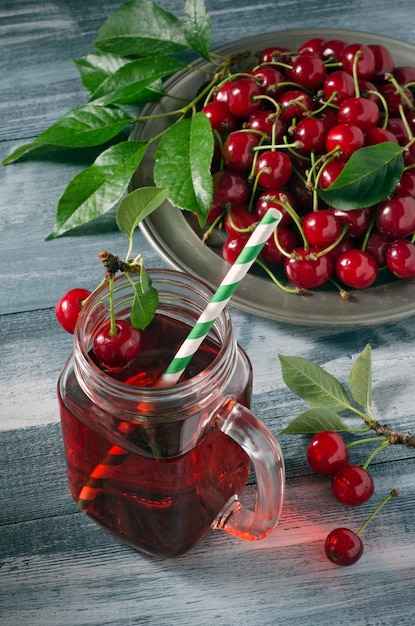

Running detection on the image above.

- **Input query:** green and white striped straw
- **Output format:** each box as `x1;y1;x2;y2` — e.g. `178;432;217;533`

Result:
157;207;282;387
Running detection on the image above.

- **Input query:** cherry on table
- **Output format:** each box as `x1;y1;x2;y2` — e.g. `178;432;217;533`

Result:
331;463;375;506
306;430;349;474
55;288;91;334
325;527;364;566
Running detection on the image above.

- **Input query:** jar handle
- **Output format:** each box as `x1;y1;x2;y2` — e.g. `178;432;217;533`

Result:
212;398;285;540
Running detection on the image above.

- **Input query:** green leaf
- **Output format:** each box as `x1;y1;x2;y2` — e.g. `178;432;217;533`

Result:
116;186;170;238
130;281;159;330
183;0;212;61
349;344;372;409
279;408;351;434
2;105;133;164
73;53;132;92
317;142;405;210
89;56;184;106
94;0;189;57
153;112;214;222
278;354;352;412
46;140;148;239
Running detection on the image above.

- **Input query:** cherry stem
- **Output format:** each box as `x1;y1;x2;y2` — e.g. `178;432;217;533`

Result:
346;435;389;449
352;50;362;98
255;257;306;294
108;276;117;336
356;489;399;537
362;439;391;470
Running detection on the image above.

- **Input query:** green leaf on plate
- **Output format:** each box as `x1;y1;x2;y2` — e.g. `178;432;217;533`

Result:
317;142;405;210
278;354;352;412
116;186;170;238
183;0;212;61
89;56;184;106
130;272;159;330
73;53;132;93
46;140;148;239
2;105;134;164
348;344;372;409
153;112;214;222
279;408;351;434
94;0;189;57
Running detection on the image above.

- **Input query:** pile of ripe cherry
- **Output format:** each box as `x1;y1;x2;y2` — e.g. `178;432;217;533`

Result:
201;37;415;293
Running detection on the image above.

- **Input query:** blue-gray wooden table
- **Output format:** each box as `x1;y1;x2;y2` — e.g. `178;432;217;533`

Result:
1;1;414;625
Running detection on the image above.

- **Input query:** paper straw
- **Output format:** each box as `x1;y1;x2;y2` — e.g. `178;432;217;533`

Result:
77;208;281;511
156;207;282;387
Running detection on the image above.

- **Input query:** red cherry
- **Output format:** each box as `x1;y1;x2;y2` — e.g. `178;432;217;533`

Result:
306;431;349;474
318;160;346;190
325;528;364;566
331;464;375;506
294;117;327;154
386;239;415;278
55;288;91;334
376;196;415;239
202;101;238;135
341;43;376;80
254;150;292;189
221;130;260;173
394;170;415;198
224;204;257;236
335;249;378;289
364;230;390;267
93;319;142;369
325;123;365;158
255;189;296;227
393;65;415;85
278;89;314;122
212;169;250;207
258;46;290;64
298;37;326;56
259;226;299;266
222;233;250;264
251;66;286;97
286;53;327;89
323;70;355;105
284;247;334;289
302;209;342;247
321;39;348;63
379;83;415;116
227;77;263;119
364;126;399;147
367;44;394;82
337;97;380;130
331;207;372;237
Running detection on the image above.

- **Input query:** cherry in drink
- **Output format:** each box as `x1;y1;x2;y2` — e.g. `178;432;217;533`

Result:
58;270;284;557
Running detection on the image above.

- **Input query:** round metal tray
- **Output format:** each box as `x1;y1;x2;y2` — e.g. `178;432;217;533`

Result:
130;29;415;326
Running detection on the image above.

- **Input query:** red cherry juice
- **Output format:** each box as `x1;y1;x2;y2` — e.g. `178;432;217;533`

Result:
59;313;251;557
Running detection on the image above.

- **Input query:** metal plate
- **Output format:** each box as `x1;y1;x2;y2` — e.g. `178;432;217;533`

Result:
130;29;415;326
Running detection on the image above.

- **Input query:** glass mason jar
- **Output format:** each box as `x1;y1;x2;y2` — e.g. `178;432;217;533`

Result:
58;269;285;557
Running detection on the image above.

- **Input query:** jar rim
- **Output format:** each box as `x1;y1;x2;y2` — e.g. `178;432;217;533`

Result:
72;268;237;418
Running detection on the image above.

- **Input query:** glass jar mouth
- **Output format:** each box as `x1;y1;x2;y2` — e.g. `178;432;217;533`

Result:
73;269;237;419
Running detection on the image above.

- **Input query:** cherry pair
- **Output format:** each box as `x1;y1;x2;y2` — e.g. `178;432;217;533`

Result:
55;287;142;369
